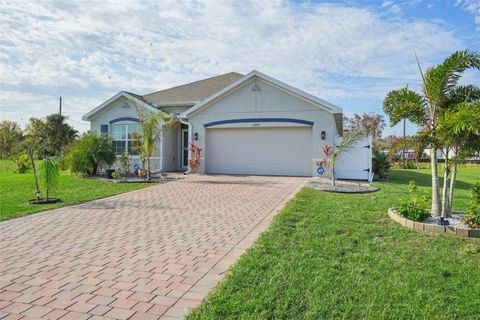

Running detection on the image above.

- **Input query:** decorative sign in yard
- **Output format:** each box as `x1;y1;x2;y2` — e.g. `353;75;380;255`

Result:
133;164;140;171
316;158;327;175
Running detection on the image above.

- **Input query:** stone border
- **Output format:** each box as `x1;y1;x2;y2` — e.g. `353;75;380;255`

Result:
388;208;480;238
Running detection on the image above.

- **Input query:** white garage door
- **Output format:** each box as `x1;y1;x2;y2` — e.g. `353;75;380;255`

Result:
206;127;312;176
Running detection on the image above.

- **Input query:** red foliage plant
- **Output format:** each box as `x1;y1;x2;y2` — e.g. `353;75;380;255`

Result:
188;143;202;173
316;144;334;169
322;144;334;157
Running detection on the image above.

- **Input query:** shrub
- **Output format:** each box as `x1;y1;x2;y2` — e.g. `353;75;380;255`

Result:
38;157;59;200
13;151;30;174
462;183;480;229
396;180;430;221
119;151;130;173
404;159;417;169
462;205;479;229
112;171;122;180
469;183;480;204
65;132;116;175
372;148;390;179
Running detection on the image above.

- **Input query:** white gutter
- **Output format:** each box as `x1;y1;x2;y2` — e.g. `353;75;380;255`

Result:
178;116;193;175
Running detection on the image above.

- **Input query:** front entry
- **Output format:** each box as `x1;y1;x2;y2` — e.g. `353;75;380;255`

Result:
181;129;189;168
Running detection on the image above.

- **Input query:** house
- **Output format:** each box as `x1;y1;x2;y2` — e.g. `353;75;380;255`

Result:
82;70;372;179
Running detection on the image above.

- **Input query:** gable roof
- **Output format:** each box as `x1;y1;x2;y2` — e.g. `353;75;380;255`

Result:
82;91;158;121
142;72;243;106
180;70;343;118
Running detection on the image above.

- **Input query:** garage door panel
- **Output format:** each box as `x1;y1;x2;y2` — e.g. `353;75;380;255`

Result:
206;127;312;176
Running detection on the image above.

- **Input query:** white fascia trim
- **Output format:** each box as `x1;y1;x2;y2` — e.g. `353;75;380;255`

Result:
82;91;158;121
180;70;342;118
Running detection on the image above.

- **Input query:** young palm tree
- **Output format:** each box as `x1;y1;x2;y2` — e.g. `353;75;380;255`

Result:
383;50;480;217
134;102;175;180
38;157;59;201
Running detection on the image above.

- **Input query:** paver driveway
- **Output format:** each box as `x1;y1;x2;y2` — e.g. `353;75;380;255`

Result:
0;175;305;319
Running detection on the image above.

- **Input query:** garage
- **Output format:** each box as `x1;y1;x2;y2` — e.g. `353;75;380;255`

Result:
205;126;312;176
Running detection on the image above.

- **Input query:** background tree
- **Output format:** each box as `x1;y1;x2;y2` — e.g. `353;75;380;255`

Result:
387;132;430;169
343;113;385;141
383;50;480;217
25;114;77;158
0;120;23;159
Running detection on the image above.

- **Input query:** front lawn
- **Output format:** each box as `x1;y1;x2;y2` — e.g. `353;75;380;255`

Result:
188;166;480;319
0;160;152;220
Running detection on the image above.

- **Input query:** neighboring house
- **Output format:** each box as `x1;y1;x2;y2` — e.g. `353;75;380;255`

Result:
83;70;372;179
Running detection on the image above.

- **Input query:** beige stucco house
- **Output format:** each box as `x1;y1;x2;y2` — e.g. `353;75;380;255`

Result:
82;70;371;179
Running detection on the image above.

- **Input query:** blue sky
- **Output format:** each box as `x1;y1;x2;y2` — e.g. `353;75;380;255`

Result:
1;0;479;136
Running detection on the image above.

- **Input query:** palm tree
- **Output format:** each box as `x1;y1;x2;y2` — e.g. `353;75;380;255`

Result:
38;157;59;201
133;102;176;180
383;50;480;217
439;101;480;215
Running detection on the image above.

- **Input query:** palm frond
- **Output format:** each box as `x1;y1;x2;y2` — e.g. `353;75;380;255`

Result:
383;88;426;126
440;102;480;136
446;85;480;105
333;130;365;163
424;50;480;106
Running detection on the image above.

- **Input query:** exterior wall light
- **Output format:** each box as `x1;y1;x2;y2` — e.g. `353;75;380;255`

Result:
321;131;326;140
194;132;198;141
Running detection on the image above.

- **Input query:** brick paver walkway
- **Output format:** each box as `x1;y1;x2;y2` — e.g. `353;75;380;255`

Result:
0;175;305;319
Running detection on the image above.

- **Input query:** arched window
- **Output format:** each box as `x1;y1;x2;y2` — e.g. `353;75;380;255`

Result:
111;124;141;155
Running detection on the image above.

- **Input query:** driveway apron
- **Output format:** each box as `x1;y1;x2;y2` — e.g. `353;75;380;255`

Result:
0;175;305;319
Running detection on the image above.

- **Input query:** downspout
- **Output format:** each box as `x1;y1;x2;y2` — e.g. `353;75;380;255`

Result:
159;126;163;172
178;116;193;174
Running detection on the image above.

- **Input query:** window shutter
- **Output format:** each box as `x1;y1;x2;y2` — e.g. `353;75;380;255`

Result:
100;124;109;134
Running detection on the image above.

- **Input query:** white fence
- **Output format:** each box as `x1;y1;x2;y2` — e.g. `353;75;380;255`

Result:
334;135;373;181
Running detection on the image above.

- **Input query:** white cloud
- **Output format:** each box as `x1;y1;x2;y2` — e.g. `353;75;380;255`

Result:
0;0;468;132
456;0;480;30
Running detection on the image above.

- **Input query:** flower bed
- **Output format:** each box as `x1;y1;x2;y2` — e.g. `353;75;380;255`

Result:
388;208;480;238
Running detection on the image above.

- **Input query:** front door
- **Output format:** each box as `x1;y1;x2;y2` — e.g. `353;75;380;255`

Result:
181;129;189;168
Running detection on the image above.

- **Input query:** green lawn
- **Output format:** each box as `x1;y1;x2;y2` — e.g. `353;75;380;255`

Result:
0;160;152;220
188;166;480;319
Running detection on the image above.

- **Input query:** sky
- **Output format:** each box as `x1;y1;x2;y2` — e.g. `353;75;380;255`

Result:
1;0;479;137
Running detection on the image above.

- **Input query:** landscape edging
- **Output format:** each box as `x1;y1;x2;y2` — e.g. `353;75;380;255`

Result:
388;208;480;238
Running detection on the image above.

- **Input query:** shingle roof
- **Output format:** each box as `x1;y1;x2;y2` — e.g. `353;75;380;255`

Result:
124;91;149;104
142;72;243;106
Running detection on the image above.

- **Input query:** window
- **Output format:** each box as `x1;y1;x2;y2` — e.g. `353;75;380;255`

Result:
111;124;141;155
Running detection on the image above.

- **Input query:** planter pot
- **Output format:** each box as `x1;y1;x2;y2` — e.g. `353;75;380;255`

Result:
28;198;61;205
106;169;115;179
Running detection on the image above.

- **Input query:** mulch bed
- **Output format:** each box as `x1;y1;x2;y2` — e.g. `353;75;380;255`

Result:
305;178;379;194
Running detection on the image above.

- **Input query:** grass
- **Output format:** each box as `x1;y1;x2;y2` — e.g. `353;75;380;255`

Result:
188;165;480;319
0;160;152;220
